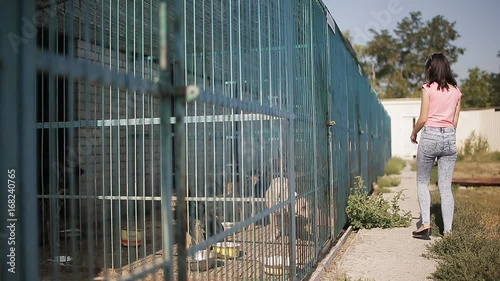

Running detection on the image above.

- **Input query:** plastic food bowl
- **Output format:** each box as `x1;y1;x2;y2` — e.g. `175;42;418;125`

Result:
221;222;236;231
260;256;295;276
121;227;143;247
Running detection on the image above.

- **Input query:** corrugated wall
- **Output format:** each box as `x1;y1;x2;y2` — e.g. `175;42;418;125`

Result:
456;108;500;152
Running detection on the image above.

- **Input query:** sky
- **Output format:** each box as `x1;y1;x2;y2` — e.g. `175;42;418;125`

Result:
322;0;500;84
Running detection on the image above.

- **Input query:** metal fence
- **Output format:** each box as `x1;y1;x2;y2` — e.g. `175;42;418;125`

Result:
0;0;391;280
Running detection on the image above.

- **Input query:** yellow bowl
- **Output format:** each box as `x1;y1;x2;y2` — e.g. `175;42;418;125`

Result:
213;242;242;258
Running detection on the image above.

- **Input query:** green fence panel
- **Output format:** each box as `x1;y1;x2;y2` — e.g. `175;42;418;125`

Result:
0;0;391;280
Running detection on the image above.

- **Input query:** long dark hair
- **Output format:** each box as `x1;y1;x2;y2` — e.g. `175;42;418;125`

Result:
425;52;458;91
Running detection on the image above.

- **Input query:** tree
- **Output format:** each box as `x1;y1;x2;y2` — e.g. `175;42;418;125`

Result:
490;51;500;107
360;11;465;98
363;30;400;94
460;67;494;108
343;30;383;94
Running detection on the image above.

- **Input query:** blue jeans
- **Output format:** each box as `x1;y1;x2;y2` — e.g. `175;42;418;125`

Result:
416;126;458;234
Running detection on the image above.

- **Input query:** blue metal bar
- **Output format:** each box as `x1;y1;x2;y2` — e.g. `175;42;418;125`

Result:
172;0;188;278
47;1;61;278
158;2;175;281
35;50;158;94
0;0;39;280
65;1;78;279
284;0;297;279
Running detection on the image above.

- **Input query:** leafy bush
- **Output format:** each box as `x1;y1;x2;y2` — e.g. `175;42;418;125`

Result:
346;176;411;229
376;175;401;188
384;157;406;175
461;130;490;159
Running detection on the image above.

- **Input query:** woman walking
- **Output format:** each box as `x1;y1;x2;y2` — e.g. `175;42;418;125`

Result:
410;52;462;239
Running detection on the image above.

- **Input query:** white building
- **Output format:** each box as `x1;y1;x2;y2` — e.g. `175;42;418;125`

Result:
456;108;500;152
381;99;420;159
381;99;500;159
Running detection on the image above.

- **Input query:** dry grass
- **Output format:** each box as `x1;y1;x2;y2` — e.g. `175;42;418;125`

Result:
409;160;417;171
454;187;500;239
429;186;500;280
453;161;500;179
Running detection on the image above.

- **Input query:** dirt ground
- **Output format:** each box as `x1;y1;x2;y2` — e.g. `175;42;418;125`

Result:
318;163;438;281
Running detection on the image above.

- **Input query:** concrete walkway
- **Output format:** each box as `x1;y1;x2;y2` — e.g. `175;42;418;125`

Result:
317;163;438;281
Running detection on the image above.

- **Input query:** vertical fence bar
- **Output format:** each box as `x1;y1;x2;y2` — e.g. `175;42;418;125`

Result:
173;0;188;279
325;15;335;239
158;2;175;280
47;2;61;278
0;0;38;280
309;0;320;262
100;0;109;273
0;3;10;280
284;0;297;279
65;0;78;279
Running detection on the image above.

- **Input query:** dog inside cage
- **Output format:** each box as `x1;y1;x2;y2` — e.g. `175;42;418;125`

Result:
265;177;313;241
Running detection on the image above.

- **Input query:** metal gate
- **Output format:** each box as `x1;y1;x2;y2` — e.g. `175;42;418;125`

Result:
0;0;391;280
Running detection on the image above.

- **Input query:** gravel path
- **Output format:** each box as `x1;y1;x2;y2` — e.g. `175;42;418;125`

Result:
318;163;439;281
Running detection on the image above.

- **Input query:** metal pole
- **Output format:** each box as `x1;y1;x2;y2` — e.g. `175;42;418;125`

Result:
0;0;39;280
159;2;175;281
18;0;39;278
172;0;188;278
284;0;297;279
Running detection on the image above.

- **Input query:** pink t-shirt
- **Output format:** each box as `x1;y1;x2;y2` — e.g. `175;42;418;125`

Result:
422;82;462;128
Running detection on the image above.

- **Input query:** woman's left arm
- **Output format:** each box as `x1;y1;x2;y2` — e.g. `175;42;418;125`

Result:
410;88;430;144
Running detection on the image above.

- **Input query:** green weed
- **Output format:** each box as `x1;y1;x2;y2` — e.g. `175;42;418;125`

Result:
384;157;406;175
346;176;411;230
376;176;401;188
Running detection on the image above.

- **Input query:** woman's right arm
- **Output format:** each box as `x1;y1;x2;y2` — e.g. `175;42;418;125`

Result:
453;99;461;127
410;88;430;144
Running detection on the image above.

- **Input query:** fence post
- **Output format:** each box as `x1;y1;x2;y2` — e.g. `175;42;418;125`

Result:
158;1;176;280
284;1;297;279
0;0;39;280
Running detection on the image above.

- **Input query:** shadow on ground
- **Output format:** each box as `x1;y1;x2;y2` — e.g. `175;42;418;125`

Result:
430;203;444;235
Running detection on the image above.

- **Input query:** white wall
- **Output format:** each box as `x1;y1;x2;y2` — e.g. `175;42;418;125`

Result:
382;99;500;159
381;99;421;159
456;108;500;152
